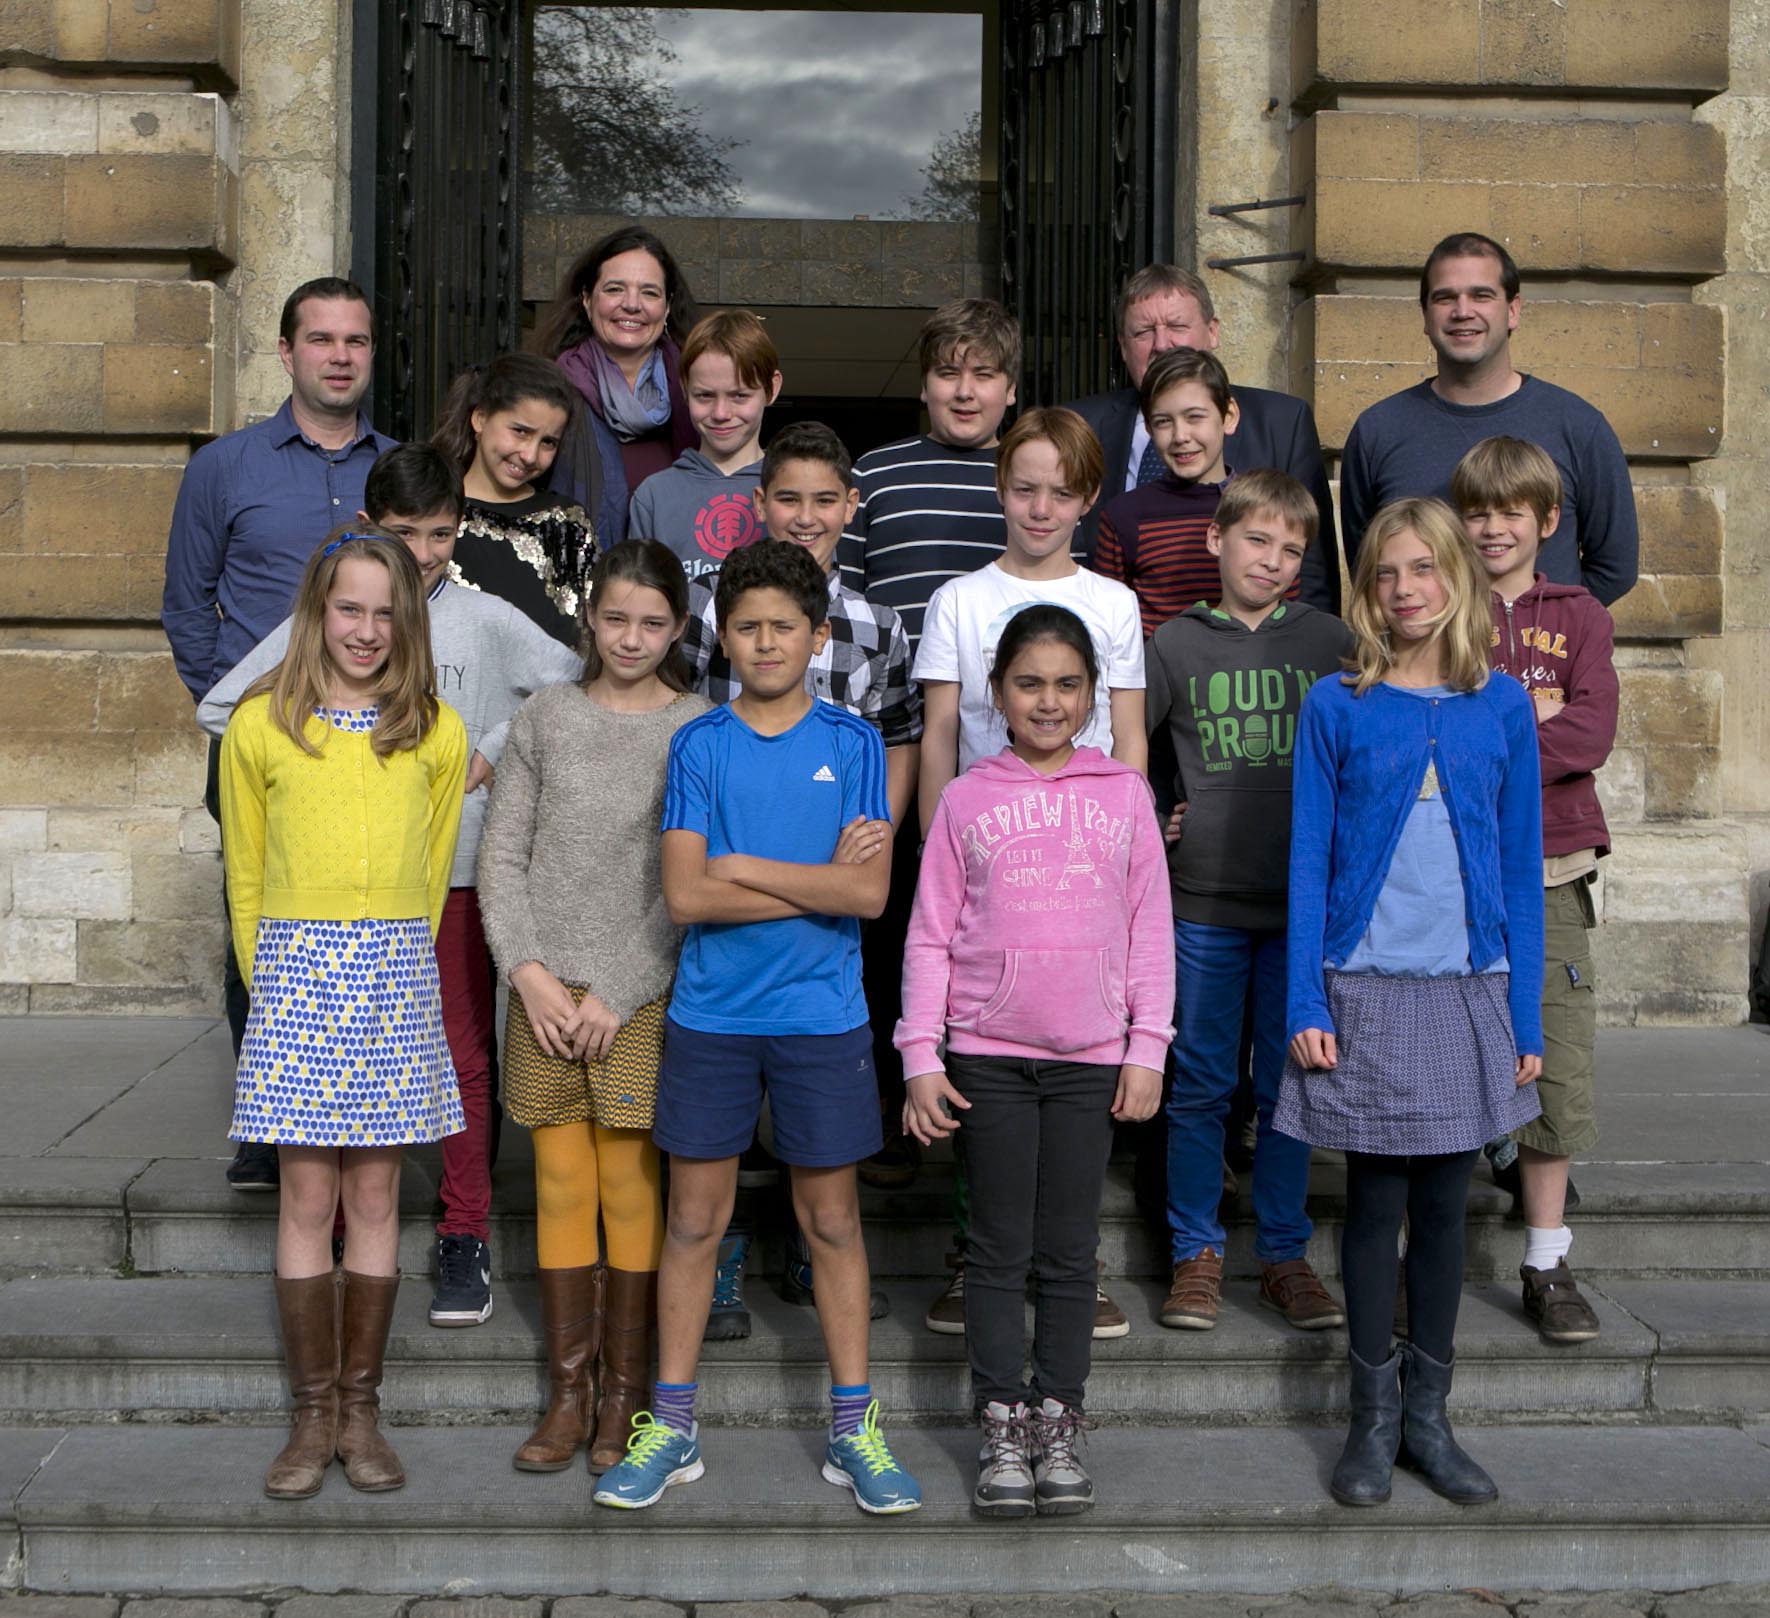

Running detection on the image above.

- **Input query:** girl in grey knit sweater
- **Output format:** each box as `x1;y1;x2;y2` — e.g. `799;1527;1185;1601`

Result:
477;539;709;1475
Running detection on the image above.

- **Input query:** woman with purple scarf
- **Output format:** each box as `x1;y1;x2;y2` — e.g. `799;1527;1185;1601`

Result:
534;226;702;552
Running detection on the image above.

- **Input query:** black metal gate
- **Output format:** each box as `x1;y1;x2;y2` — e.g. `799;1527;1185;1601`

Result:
999;0;1178;406
354;0;524;442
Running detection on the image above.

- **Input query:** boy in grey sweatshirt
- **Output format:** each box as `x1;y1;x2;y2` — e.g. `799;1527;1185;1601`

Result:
198;445;581;1330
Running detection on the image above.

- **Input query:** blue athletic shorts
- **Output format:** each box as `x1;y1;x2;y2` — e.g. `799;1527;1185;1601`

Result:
654;1017;884;1167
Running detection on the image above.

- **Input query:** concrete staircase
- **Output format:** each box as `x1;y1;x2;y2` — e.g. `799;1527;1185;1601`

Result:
1;1019;1768;1599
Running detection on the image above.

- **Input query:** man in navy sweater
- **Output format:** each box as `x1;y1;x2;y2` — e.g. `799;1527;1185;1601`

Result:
1338;232;1637;607
1066;264;1341;613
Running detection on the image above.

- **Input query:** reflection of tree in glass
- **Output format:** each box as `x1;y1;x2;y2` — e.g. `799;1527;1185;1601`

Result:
902;109;981;222
530;7;744;215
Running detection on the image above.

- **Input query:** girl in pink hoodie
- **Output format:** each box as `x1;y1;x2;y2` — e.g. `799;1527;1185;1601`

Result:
897;604;1174;1520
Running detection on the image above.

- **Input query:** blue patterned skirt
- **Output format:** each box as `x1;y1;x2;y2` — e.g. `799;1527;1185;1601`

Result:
230;917;464;1148
1274;969;1541;1156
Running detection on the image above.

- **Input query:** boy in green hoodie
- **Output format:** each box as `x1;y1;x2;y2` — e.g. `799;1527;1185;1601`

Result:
1144;469;1353;1334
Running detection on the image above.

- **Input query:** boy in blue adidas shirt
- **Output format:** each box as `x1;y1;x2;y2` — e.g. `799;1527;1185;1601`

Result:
594;539;921;1517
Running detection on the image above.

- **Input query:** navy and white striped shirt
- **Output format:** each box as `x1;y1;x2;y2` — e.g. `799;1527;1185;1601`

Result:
836;436;1005;653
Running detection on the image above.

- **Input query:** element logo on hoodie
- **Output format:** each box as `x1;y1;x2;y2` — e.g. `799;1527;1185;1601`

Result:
694;492;762;563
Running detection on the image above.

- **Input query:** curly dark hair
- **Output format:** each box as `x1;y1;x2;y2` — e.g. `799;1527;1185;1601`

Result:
713;539;830;631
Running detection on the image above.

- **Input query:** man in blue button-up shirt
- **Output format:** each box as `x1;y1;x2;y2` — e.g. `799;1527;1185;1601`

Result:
162;276;398;702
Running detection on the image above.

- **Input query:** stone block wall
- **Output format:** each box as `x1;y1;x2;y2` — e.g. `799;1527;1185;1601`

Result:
1;0;349;1014
1285;0;1762;1022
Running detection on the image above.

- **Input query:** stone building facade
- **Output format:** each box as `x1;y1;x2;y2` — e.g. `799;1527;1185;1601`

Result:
1;0;1765;1021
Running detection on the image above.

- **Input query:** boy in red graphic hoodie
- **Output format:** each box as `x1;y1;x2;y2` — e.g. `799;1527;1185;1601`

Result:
898;603;1174;1520
1454;435;1620;1347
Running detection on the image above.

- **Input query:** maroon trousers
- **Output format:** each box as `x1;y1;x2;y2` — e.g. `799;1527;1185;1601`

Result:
434;886;497;1238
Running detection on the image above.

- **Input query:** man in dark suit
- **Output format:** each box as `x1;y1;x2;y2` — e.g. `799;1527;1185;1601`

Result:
1067;265;1340;613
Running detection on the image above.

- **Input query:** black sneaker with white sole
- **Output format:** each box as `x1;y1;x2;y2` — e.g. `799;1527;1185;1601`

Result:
225;1141;279;1191
430;1233;493;1326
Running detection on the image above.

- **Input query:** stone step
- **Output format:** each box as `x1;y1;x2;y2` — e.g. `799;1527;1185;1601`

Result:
9;1153;1770;1283
2;1273;1764;1427
4;1421;1768;1598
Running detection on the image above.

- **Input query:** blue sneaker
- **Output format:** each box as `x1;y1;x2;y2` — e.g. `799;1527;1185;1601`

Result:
591;1413;704;1509
821;1399;922;1515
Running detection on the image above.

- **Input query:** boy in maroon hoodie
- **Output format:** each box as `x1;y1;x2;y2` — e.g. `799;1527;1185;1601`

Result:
1454;436;1620;1346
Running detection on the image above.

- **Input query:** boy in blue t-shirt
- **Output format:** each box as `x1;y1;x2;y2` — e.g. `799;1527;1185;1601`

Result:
594;540;922;1518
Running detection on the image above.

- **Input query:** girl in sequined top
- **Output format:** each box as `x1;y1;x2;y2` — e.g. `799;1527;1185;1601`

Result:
433;352;600;646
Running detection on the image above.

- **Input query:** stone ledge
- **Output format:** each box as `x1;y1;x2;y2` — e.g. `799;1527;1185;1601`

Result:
4;0;241;86
0;153;238;259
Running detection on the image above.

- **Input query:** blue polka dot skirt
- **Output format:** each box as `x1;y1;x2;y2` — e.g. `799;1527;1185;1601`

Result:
230;916;465;1148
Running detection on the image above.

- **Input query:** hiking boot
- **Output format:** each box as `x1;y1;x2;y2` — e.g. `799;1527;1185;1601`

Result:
778;1227;888;1319
1259;1258;1345;1331
1521;1261;1602;1345
1159;1247;1222;1330
429;1233;493;1327
1092;1263;1129;1340
1028;1397;1092;1515
858;1129;922;1190
973;1400;1035;1518
703;1229;751;1342
925;1249;966;1335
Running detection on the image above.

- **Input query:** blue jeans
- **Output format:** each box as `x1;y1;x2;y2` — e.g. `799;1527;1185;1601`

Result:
1166;919;1312;1264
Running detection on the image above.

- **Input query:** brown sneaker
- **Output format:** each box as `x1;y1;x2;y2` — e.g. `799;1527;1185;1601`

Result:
1521;1261;1602;1345
1258;1258;1345;1330
924;1250;966;1335
1159;1247;1222;1330
1092;1262;1129;1340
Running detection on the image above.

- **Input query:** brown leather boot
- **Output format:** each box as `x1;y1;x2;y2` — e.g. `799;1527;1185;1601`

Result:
264;1271;340;1499
513;1264;603;1472
335;1269;404;1492
589;1267;657;1472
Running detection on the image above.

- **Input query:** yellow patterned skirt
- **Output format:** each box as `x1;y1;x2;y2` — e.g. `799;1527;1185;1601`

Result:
503;989;664;1131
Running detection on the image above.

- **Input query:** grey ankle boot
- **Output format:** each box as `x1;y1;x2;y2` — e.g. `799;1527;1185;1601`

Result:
1330;1346;1403;1506
1398;1341;1497;1504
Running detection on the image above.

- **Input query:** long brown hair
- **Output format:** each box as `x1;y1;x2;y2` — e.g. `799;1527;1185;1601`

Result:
532;225;700;361
578;539;692;695
244;527;439;758
430;353;578;474
1344;498;1491;697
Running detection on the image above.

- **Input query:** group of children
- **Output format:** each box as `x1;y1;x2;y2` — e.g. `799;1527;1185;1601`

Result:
206;289;1616;1521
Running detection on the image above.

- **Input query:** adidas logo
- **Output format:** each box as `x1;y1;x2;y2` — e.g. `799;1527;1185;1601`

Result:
812;764;836;782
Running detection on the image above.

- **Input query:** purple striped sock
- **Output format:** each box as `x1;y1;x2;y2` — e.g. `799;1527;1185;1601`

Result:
652;1381;697;1436
830;1383;871;1439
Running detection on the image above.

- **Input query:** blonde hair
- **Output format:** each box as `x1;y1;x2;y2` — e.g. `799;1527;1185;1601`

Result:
1215;467;1318;545
244;525;439;758
1344;499;1491;696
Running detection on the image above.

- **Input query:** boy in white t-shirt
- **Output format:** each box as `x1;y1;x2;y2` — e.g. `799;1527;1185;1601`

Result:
916;406;1147;832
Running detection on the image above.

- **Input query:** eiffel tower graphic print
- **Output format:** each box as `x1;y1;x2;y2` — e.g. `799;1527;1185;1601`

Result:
1057;787;1101;890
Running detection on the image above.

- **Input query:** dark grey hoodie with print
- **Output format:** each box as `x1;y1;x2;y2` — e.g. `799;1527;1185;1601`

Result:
1145;600;1353;931
627;448;765;583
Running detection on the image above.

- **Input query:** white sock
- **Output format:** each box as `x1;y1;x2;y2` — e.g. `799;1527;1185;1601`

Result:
1523;1224;1573;1273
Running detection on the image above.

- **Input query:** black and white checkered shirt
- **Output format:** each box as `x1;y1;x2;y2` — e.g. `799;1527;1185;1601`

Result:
683;572;923;748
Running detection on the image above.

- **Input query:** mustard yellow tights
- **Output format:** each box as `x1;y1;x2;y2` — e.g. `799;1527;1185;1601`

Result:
531;1122;663;1271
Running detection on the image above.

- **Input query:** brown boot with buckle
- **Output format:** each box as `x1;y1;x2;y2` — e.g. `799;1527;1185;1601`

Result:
1521;1261;1602;1345
590;1267;657;1471
1159;1246;1222;1330
1260;1258;1346;1331
514;1263;603;1471
335;1269;405;1492
265;1271;341;1499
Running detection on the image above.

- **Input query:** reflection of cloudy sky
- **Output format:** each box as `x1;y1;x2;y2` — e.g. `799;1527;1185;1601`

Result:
654;9;981;218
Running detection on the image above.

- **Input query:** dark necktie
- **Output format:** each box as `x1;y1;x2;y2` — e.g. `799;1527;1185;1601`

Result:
1136;437;1166;488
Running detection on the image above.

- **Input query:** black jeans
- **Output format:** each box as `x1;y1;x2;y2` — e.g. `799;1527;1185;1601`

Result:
1342;1148;1481;1364
948;1052;1117;1412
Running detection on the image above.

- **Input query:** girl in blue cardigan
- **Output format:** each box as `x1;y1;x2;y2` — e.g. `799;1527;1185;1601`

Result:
1278;498;1542;1510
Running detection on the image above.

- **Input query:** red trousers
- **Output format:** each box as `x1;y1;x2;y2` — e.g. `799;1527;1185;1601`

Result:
434;886;497;1238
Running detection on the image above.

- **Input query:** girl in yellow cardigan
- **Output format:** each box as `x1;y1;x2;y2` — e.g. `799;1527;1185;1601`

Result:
219;530;467;1501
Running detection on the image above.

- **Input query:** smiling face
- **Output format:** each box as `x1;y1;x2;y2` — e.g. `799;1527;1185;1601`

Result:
717;585;829;700
686;351;780;465
755;457;857;573
373;504;461;591
1461;498;1557;595
587;577;685;689
583;247;670;367
999;436;1089;569
993;635;1092;767
1373;526;1450;645
1147;379;1238;484
921;343;1016;449
278;295;374;422
321;555;395;703
1208;508;1309;622
1423;251;1520;374
1119;288;1220;388
469;398;569;499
